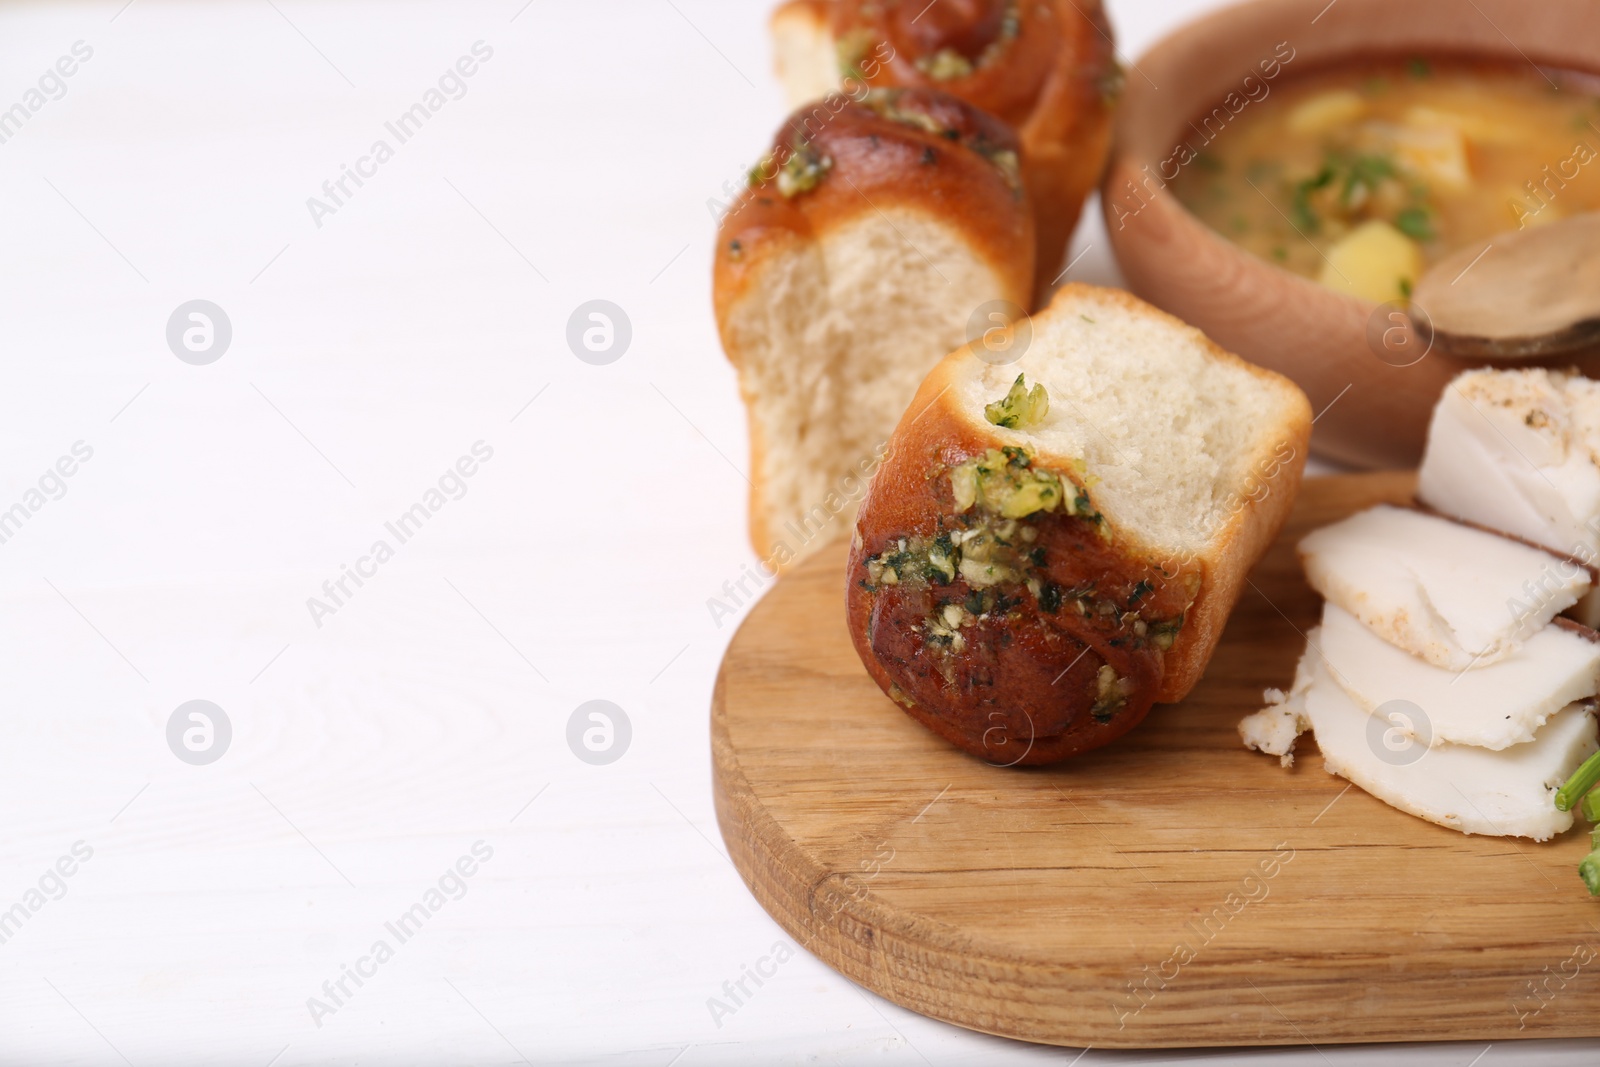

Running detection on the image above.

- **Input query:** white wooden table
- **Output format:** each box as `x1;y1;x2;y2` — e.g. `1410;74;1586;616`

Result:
0;1;1590;1063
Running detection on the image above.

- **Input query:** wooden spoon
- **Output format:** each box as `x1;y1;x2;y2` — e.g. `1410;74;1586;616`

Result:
1411;212;1600;360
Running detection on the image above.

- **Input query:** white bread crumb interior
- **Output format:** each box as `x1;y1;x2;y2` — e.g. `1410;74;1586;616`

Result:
730;208;1010;548
959;287;1303;555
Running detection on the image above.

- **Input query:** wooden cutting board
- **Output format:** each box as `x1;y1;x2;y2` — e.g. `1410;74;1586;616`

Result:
710;471;1600;1049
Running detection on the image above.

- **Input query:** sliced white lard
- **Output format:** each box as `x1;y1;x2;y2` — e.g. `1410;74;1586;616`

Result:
1299;505;1589;670
1317;602;1600;750
1240;653;1315;768
1418;370;1600;562
1298;652;1596;841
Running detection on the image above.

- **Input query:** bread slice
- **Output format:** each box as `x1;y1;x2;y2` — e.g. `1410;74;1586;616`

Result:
845;284;1311;764
768;0;1117;299
714;89;1034;572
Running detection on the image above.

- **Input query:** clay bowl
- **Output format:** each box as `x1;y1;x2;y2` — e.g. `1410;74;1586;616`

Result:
1102;0;1600;468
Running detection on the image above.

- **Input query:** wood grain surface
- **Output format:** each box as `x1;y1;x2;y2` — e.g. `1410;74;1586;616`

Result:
711;472;1600;1049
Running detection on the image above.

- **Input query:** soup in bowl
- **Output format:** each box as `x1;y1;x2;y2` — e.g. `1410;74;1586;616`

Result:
1103;0;1600;468
1169;57;1600;306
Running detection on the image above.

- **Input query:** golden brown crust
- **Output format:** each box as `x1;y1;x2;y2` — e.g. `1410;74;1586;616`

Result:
844;284;1311;764
713;89;1036;567
773;1;829;26
844;414;1186;764
1016;286;1311;700
1014;1;1117;299
714;89;1034;338
773;0;1118;300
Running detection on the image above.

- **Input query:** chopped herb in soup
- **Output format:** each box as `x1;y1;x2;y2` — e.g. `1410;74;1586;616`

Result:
1169;58;1600;304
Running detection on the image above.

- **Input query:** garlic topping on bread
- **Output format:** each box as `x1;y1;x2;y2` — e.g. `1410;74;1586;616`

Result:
846;285;1311;765
770;0;1118;297
715;88;1036;573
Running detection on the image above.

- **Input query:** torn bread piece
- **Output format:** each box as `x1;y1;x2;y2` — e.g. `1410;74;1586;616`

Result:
715;89;1035;571
769;0;1117;299
848;284;1311;763
1317;602;1600;750
1417;368;1600;627
1299;504;1590;670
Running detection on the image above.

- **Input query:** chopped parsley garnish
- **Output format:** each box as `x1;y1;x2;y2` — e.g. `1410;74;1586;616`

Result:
1291;164;1336;232
1287;151;1432;239
1395;206;1435;240
1339;154;1396;208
